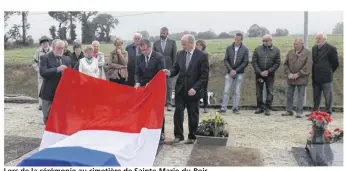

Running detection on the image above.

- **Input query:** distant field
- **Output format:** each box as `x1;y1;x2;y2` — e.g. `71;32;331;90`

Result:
4;35;344;64
4;35;344;107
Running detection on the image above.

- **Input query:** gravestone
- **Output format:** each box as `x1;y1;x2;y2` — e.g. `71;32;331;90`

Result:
305;139;343;166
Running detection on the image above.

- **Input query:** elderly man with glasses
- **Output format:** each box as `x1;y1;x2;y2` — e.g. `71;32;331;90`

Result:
251;34;281;116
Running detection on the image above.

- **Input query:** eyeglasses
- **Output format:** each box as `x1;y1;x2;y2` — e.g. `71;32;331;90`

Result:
263;40;269;42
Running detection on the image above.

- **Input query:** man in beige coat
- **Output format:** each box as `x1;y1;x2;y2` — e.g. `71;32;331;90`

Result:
282;38;312;118
32;36;51;110
92;41;106;80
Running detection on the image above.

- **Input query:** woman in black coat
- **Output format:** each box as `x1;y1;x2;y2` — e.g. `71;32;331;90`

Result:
71;44;84;70
196;40;209;113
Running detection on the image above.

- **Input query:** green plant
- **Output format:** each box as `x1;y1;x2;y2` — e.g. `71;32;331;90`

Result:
196;112;229;137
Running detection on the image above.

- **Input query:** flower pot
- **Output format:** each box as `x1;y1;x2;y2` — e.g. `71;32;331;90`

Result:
312;125;325;144
195;135;228;146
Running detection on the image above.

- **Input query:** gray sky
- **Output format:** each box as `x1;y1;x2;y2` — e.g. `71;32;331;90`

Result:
5;11;343;42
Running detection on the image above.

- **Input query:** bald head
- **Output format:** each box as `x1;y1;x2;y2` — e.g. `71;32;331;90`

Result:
133;33;142;45
181;34;195;52
294;38;304;51
262;34;273;47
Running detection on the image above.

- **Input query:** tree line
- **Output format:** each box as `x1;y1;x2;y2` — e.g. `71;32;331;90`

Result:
4;11;344;49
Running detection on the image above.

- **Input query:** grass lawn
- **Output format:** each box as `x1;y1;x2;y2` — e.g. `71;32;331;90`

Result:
4;35;344;107
4;35;344;64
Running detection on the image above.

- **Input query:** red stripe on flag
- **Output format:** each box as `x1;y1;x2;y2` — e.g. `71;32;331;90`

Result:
45;68;166;135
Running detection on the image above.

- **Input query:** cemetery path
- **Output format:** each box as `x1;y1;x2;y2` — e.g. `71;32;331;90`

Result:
4;103;344;166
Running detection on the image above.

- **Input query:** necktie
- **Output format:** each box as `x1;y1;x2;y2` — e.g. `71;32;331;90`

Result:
161;41;166;53
146;56;150;67
185;52;191;69
57;56;62;65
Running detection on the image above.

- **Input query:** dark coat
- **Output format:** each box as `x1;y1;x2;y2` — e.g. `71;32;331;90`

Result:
224;42;249;73
169;49;209;101
39;52;71;101
252;45;281;77
135;51;166;85
71;52;84;70
126;43;142;85
312;43;339;84
63;49;72;57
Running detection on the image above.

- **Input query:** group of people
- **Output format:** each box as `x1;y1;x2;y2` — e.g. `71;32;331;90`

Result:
32;26;339;145
217;32;338;119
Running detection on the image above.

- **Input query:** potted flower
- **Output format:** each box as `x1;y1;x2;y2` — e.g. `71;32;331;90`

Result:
307;111;332;144
305;111;343;166
195;112;229;146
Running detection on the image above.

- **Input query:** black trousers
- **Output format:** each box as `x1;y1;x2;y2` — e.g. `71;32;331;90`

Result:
312;81;333;114
109;78;126;85
202;89;208;107
174;89;200;140
256;76;274;109
126;71;135;86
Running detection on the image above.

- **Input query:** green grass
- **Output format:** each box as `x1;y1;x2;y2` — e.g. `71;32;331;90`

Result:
4;35;344;64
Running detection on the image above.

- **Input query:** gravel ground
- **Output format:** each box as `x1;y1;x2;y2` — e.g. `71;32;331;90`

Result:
4;103;344;166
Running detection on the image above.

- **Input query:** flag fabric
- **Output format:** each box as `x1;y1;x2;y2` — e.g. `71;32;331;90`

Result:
18;68;166;166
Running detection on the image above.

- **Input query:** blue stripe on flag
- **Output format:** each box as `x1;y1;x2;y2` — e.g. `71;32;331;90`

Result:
18;146;121;166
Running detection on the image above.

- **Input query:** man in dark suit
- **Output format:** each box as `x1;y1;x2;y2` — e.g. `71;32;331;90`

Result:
311;32;339;115
126;33;142;86
39;39;71;125
164;34;209;144
153;27;177;111
134;39;166;145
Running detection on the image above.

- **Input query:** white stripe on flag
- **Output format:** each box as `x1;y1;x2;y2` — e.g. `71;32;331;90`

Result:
41;129;161;166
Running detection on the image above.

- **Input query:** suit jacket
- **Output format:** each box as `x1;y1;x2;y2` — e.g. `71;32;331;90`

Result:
169;49;209;100
126;43;142;74
39;52;71;101
153;38;177;69
312;43;339;84
135;51;166;85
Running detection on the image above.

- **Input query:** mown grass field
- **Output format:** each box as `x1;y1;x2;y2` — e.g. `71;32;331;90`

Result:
4;35;344;107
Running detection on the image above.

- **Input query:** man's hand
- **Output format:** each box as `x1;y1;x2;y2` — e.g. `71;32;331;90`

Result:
57;65;67;72
134;83;141;89
292;73;299;79
288;73;294;79
163;69;171;76
116;49;122;55
230;70;237;77
261;70;268;77
188;88;196;96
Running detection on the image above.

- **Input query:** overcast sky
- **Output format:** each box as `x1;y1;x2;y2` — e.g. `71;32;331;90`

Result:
5;11;343;42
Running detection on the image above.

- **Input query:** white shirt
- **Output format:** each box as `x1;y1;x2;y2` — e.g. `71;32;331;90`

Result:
234;46;239;64
79;57;100;78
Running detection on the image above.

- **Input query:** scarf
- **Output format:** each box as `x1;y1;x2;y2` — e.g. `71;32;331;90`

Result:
92;52;98;58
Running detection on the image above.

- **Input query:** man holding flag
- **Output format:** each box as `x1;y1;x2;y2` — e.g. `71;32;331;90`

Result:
134;39;166;147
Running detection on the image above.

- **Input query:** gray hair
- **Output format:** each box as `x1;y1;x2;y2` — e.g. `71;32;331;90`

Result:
133;33;142;39
51;39;60;47
91;40;100;46
263;34;273;40
52;40;65;49
181;34;195;44
316;32;327;40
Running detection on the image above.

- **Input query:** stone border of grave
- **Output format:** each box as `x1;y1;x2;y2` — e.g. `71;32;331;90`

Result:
4;94;37;103
195;112;229;146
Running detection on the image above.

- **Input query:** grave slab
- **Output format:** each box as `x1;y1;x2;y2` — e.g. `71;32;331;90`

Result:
187;144;263;166
305;141;343;166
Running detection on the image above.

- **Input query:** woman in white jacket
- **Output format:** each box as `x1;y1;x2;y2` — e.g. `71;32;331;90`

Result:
79;45;100;78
